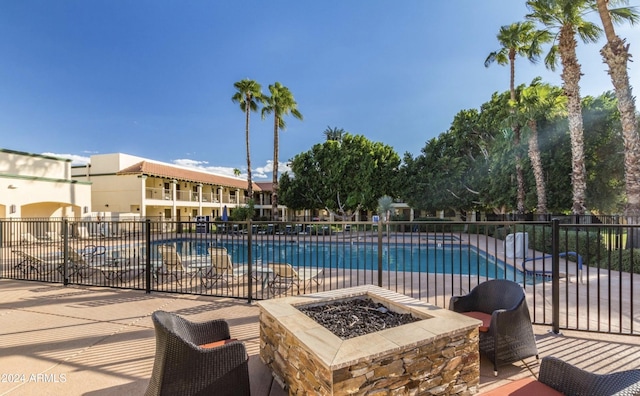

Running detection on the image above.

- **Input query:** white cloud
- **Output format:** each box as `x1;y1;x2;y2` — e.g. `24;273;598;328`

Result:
172;159;209;168
171;158;289;181
42;152;91;165
172;158;240;178
254;160;291;179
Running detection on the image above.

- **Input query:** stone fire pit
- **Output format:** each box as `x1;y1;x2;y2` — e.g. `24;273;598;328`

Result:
258;285;481;395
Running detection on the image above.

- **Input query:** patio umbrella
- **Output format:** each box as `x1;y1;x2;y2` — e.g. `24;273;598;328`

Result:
222;205;228;221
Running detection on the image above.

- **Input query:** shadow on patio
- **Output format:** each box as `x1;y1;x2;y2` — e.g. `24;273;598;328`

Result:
1;279;638;395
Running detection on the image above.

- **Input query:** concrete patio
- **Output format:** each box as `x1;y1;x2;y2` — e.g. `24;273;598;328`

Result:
1;279;639;395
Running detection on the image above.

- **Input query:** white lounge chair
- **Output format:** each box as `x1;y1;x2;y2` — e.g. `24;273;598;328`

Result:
77;226;97;239
157;244;207;286
267;262;323;295
201;247;249;290
20;232;47;245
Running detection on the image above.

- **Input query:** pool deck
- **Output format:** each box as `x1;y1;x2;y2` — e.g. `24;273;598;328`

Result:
1;278;639;396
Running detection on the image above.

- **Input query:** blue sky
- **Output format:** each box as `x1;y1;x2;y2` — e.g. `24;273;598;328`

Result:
1;1;639;180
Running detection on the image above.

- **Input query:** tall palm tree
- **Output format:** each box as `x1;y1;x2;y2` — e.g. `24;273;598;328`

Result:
232;79;264;199
526;0;602;215
261;82;303;221
595;0;640;219
519;78;566;216
485;21;551;215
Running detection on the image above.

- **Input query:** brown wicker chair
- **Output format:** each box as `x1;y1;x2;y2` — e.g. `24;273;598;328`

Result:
449;279;538;375
145;311;250;396
481;357;640;395
539;356;640;395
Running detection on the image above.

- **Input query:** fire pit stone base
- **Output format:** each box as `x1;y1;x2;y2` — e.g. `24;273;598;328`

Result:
259;285;481;395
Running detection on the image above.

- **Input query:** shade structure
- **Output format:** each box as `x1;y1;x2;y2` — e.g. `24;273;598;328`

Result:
222;205;228;221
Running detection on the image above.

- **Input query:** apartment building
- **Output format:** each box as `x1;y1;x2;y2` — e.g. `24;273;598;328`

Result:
70;153;288;220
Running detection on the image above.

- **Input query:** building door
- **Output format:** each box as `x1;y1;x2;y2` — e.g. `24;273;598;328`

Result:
164;183;170;199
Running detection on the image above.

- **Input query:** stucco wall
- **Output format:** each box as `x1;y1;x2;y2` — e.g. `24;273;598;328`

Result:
0;149;92;218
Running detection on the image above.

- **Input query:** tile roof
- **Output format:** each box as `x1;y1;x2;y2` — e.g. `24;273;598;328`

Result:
117;161;261;191
255;181;273;192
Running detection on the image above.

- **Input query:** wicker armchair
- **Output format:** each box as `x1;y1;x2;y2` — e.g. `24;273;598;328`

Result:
449;279;538;375
480;357;640;395
539;356;640;396
145;311;250;396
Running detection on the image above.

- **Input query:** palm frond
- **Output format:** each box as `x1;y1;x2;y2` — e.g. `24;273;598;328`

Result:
609;6;640;24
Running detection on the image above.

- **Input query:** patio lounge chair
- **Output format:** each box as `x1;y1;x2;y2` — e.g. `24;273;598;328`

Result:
480;356;640;395
267;262;323;295
12;250;61;277
145;310;250;396
449;279;538;376
67;250;105;279
201;247;248;290
157;245;206;286
21;232;48;245
45;231;63;242
76;226;92;239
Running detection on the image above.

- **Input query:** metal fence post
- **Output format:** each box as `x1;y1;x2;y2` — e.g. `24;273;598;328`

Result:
377;222;383;287
552;218;560;334
145;219;151;294
247;220;253;304
62;219;69;286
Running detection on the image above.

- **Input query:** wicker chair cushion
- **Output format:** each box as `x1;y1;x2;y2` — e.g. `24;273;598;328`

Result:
480;378;563;395
199;338;237;349
461;311;491;332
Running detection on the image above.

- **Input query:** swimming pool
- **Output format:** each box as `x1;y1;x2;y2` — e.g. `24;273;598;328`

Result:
154;239;520;280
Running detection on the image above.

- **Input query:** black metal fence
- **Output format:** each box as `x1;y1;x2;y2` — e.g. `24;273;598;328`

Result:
1;218;638;336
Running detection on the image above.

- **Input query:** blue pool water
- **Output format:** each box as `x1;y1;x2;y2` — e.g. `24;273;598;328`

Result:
153;239;520;280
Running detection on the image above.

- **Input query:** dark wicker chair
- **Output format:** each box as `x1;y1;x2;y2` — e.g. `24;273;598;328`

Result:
449;279;538;375
539;356;640;395
145;310;250;396
481;356;640;395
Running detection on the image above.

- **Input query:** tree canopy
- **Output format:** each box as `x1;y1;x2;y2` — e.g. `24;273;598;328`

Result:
279;133;400;220
397;88;625;216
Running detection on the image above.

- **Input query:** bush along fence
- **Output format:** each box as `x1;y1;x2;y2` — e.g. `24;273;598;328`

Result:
1;218;638;335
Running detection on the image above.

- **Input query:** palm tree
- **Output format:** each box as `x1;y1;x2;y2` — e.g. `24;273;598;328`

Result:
526;0;602;215
519;78;566;217
323;126;345;141
377;195;394;235
261;82;303;221
485;21;551;216
595;0;640;219
232;79;264;199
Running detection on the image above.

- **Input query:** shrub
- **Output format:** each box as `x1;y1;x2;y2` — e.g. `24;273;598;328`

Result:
411;218;454;232
464;223;502;236
594;249;640;274
521;224;606;266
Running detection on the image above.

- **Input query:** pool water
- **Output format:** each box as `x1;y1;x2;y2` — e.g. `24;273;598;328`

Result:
155;239;520;280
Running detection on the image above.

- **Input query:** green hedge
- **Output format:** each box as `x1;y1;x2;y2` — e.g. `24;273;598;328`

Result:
518;224;606;267
595;249;640;273
463;223;503;237
411;218;455;232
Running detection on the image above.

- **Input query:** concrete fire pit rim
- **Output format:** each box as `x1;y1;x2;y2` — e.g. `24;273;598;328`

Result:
258;285;481;369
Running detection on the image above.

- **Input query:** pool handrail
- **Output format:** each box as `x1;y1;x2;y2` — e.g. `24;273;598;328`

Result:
521;251;583;284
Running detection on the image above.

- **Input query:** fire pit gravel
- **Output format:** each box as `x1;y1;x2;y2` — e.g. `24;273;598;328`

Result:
298;298;420;340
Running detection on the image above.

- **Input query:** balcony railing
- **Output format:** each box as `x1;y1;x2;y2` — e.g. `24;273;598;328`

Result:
145;188;246;205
